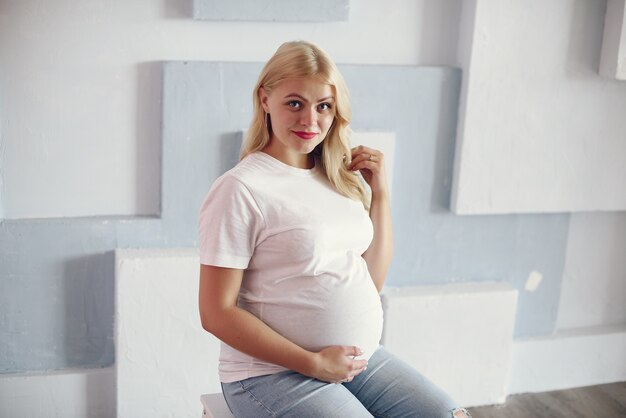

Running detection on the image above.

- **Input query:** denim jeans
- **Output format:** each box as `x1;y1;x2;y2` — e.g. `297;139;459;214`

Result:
221;346;468;418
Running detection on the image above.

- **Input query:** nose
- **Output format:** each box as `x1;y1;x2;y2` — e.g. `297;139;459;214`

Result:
299;106;317;127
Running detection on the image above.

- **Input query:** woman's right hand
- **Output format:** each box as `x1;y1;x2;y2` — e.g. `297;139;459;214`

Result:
309;345;368;384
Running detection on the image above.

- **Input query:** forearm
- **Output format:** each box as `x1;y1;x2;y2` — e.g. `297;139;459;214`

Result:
203;305;316;376
362;190;393;292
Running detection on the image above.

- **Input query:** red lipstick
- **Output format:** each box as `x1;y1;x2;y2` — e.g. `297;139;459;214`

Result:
294;131;318;140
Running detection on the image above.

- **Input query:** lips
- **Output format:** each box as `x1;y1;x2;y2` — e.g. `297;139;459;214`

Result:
293;131;318;140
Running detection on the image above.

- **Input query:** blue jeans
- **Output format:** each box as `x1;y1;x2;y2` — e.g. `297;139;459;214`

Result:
221;346;468;418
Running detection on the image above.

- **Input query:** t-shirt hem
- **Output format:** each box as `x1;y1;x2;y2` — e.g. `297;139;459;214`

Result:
219;365;290;383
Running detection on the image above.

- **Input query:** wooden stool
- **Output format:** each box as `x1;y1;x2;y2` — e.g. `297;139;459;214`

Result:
200;393;235;418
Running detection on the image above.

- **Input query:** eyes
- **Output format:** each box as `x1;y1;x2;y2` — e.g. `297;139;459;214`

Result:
286;100;333;112
318;102;332;111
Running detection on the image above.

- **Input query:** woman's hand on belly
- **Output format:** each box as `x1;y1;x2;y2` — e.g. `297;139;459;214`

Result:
308;345;368;384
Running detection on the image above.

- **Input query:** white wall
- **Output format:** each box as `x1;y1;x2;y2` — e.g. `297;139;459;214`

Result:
451;0;626;214
3;250;623;416
2;1;625;409
0;0;460;219
448;0;626;339
114;250;517;414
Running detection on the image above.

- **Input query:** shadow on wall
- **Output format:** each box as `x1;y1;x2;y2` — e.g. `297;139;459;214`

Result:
566;0;606;77
86;366;116;416
429;78;458;214
163;0;195;19
136;62;164;216
64;251;115;368
219;132;243;175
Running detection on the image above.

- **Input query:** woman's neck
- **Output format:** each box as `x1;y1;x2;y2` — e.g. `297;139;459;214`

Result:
262;142;314;169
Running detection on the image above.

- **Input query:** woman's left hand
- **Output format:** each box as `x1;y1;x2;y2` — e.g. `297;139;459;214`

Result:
349;145;389;196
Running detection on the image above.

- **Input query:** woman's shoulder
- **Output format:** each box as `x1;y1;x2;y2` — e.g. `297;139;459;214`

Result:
210;153;273;194
221;153;268;183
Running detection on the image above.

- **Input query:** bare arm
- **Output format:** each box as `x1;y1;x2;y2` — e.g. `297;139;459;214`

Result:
350;146;394;292
198;264;368;383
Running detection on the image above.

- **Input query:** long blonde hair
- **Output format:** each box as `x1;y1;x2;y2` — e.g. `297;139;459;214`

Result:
240;40;370;209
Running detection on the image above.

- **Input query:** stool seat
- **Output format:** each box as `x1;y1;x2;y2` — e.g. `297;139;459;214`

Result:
200;393;235;418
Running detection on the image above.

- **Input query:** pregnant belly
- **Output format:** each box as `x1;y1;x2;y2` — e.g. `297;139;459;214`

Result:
250;284;384;361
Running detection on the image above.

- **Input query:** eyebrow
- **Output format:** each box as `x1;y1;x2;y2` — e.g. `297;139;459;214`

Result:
284;93;335;102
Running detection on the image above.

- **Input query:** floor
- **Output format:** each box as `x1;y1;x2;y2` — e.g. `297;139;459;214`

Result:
466;382;626;418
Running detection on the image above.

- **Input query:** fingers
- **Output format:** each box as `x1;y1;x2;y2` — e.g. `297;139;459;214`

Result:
344;346;368;368
314;345;369;384
349;145;384;172
344;345;364;357
349;146;389;194
339;346;367;383
336;358;367;384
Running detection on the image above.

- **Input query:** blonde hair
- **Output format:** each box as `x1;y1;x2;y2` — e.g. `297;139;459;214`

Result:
240;40;370;209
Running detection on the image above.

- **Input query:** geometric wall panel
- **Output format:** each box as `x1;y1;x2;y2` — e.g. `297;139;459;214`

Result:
382;283;518;406
0;61;569;375
116;249;222;417
193;0;350;22
451;0;626;214
340;64;569;339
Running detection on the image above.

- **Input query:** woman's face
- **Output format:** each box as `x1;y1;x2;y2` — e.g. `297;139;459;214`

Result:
260;77;335;168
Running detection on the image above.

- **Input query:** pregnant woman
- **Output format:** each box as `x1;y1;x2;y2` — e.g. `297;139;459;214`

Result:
198;40;469;418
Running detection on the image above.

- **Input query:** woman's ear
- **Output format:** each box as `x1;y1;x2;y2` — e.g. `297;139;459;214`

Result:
258;87;269;113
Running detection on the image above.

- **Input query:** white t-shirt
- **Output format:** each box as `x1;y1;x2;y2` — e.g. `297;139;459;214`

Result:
198;152;384;383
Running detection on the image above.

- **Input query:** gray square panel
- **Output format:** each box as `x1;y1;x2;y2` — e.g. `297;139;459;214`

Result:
193;0;350;22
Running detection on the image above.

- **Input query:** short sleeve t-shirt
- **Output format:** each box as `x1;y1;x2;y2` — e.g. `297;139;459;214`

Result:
198;152;384;383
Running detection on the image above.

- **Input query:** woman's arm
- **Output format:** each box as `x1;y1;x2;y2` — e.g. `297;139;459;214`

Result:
350;146;394;292
198;264;368;383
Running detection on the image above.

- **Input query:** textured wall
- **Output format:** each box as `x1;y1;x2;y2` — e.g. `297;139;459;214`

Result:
116;249;222;417
115;250;517;416
339;64;570;337
0;0;460;220
451;0;626;214
0;61;571;373
382;284;518;406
